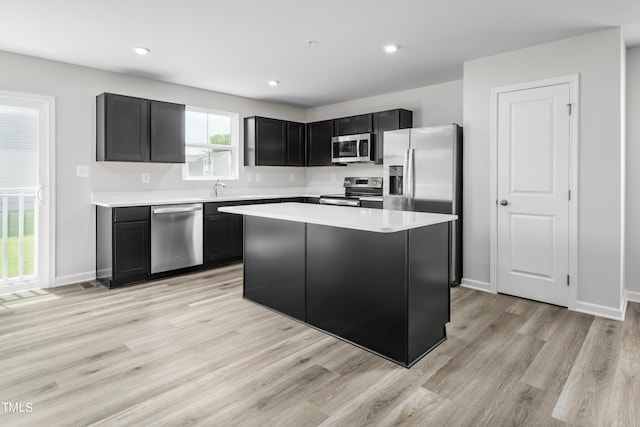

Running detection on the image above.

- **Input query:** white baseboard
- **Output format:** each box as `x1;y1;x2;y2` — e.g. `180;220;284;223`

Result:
55;271;96;287
460;278;493;293
626;290;640;303
574;300;626;321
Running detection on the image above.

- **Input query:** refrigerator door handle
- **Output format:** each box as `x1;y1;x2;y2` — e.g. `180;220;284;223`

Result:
406;148;415;200
402;148;410;199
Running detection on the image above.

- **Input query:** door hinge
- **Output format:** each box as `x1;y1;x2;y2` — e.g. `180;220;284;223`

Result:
568;189;571;201
567;275;570;286
567;103;573;115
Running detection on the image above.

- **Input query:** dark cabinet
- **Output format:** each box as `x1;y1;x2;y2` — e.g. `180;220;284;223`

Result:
280;197;305;203
98;94;149;162
242;108;410;167
96;206;150;288
372;109;413;164
244;117;305;166
203;200;260;266
306;120;333;166
287;121;306;166
150;101;185;163
114;221;150;280
97;93;185;163
334;113;373;136
204;214;240;263
360;200;383;209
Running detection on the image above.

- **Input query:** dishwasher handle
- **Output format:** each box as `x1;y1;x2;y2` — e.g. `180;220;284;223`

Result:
152;204;203;215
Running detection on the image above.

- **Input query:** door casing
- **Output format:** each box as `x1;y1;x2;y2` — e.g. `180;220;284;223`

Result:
489;75;578;310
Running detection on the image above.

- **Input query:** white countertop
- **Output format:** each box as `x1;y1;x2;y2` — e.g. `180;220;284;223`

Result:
91;191;320;208
91;190;383;208
219;202;457;233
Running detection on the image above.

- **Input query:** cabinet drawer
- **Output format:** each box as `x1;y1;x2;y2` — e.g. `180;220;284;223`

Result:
113;206;150;222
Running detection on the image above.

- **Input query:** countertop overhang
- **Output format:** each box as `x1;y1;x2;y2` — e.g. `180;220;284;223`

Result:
220;202;457;233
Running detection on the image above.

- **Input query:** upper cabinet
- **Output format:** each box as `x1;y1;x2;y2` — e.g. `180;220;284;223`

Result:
372;109;413;164
333;113;373;136
243;108;412;167
97;93;185;163
244;116;306;166
306;120;334;166
150;101;185;163
287;121;306;167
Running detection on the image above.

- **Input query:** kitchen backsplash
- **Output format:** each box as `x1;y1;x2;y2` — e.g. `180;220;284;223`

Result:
91;159;381;194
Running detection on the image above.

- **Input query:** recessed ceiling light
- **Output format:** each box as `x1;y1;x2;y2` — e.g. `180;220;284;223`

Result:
133;47;151;56
383;44;399;53
267;80;279;87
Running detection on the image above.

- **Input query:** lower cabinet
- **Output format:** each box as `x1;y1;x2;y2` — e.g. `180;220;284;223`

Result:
97;198;314;288
203;200;260;266
113;221;150;280
97;206;150;288
279;197;305;203
305;197;321;204
360;200;383;209
204;213;242;264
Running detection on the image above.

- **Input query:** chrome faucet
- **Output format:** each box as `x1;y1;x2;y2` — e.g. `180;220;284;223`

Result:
212;179;226;197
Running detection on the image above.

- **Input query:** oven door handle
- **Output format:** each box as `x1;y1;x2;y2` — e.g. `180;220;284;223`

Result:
319;198;361;207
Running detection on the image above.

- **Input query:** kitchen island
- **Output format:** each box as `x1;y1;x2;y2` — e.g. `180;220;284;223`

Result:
220;202;457;367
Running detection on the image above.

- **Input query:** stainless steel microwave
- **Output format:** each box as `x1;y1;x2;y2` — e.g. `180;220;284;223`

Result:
331;133;374;163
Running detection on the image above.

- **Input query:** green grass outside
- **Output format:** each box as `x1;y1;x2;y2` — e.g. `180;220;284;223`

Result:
0;210;35;278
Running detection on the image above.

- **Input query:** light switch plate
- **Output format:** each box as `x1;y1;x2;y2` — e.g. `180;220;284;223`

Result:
76;165;89;177
256;173;261;182
331;173;336;182
289;173;294;181
142;173;150;183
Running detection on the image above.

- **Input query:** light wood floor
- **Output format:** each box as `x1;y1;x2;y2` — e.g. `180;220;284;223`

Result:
0;264;638;426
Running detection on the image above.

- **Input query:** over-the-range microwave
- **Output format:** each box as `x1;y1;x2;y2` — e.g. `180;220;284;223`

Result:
331;133;374;163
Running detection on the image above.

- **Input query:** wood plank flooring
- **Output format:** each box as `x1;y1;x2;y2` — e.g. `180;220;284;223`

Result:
0;264;638;426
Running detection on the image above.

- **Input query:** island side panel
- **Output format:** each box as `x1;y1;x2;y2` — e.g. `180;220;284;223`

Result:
306;224;408;364
407;222;450;363
243;216;306;321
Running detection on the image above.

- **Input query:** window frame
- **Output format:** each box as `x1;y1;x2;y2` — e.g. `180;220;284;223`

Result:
182;106;240;181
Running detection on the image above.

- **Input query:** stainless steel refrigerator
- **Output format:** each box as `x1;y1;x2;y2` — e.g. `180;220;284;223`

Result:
383;124;462;286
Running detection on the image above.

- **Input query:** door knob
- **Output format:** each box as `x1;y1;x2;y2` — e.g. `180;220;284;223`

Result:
499;199;509;206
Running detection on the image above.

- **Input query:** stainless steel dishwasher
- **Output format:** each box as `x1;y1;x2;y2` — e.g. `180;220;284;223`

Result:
151;203;203;274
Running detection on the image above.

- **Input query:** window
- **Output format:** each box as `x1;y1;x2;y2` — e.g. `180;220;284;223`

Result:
183;107;239;180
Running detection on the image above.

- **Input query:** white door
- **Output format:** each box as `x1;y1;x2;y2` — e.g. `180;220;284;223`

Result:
496;83;570;306
0;92;53;293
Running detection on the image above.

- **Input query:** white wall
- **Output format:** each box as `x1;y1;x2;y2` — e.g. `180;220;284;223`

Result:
463;28;625;312
304;80;463;190
626;46;640;298
0;50;307;284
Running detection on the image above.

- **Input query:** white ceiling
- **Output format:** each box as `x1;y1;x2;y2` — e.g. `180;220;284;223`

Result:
2;0;640;108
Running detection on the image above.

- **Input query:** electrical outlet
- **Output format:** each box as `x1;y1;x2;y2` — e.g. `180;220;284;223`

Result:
331;173;336;182
256;173;261;182
289;173;294;181
76;165;89;178
142;173;150;184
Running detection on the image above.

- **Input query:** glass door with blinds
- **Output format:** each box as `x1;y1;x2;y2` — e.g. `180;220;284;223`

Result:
0;92;52;293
